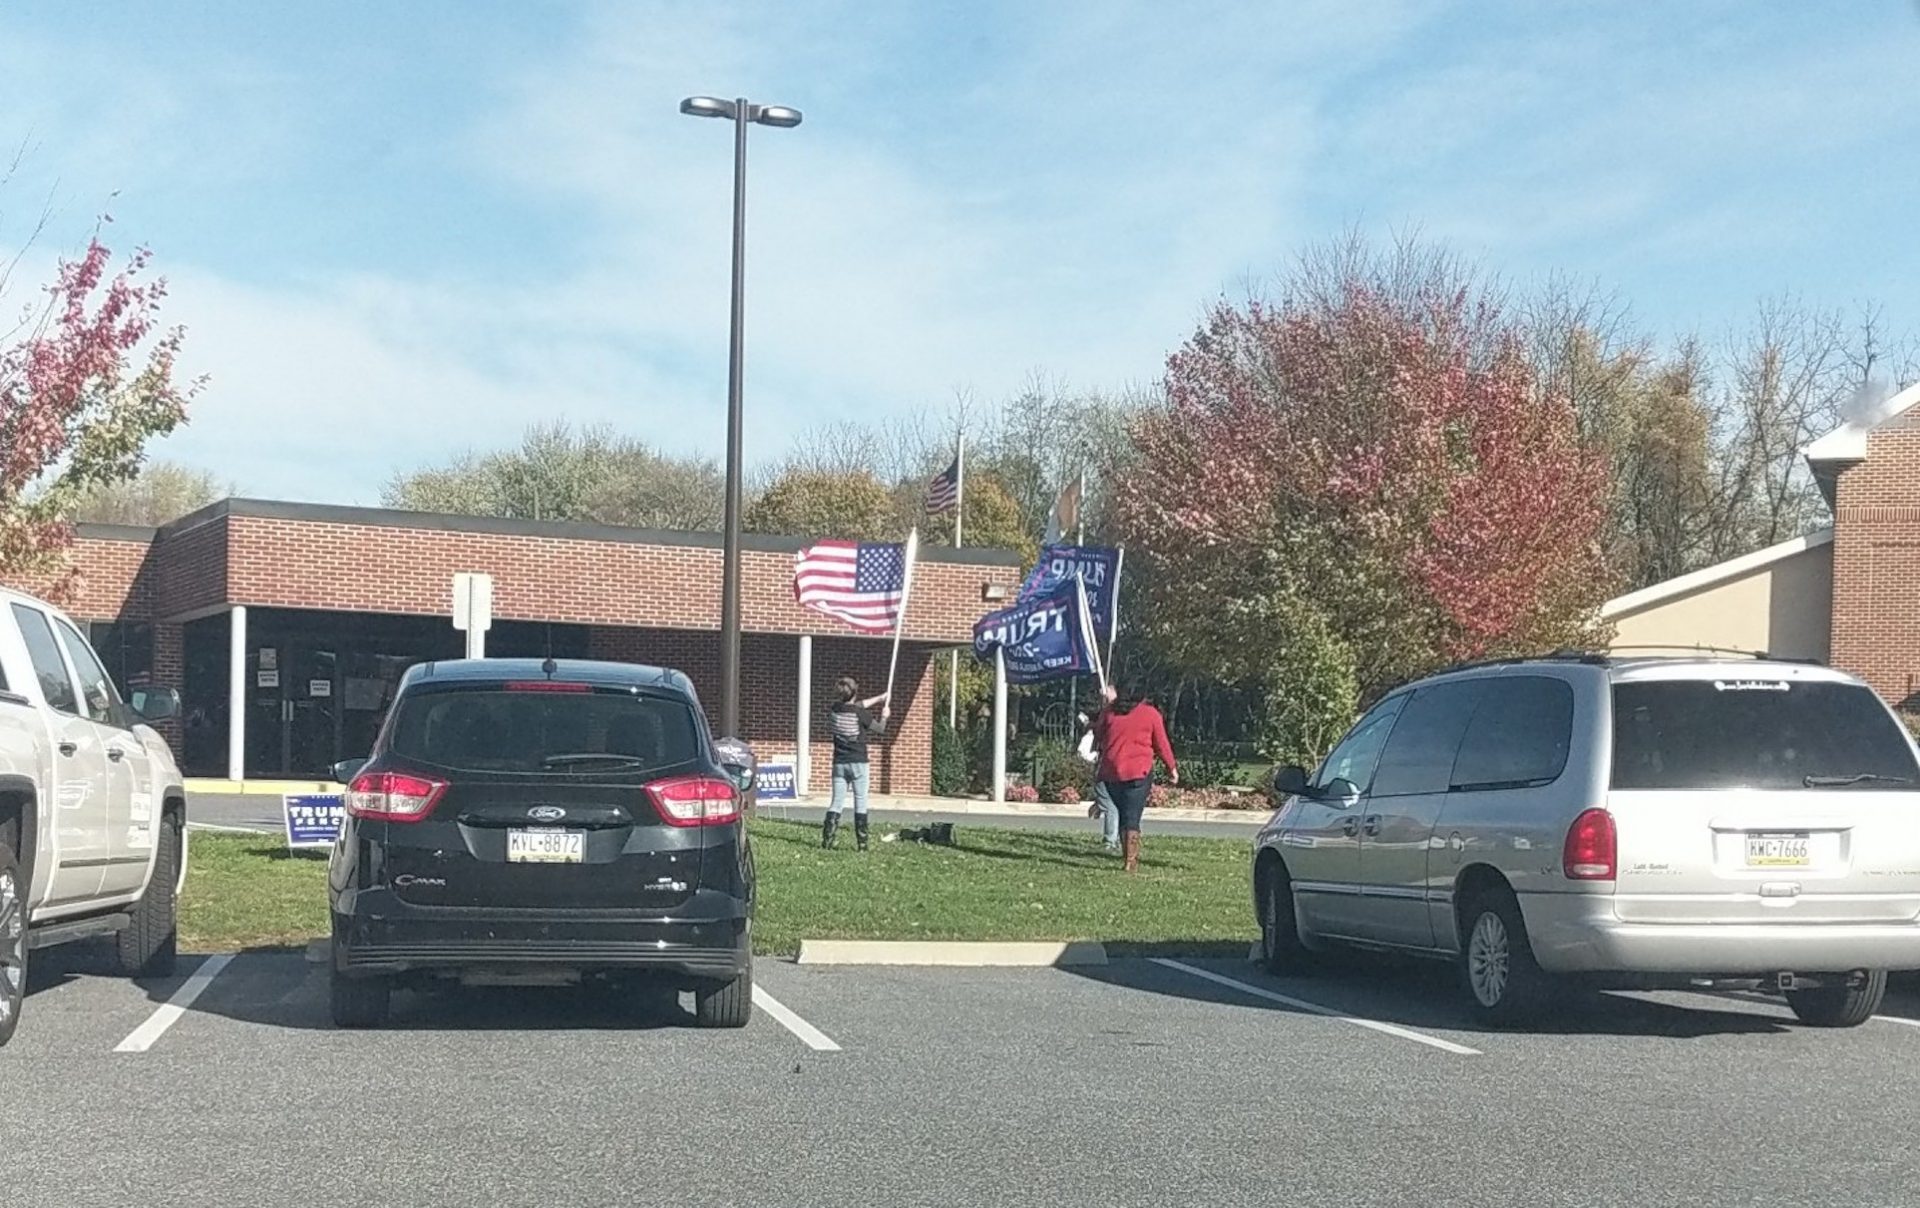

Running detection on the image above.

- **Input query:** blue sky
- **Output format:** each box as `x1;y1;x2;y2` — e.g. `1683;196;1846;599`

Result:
3;1;1917;504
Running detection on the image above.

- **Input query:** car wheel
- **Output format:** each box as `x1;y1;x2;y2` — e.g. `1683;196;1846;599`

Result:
1458;888;1553;1027
694;962;753;1029
1786;971;1887;1028
1260;865;1312;976
330;968;392;1029
114;813;179;978
0;843;26;1049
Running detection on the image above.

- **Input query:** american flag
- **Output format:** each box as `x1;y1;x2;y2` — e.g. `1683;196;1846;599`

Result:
925;456;960;515
793;540;907;633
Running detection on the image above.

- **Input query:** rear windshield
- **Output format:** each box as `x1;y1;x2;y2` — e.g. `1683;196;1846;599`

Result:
387;687;703;775
1611;679;1920;791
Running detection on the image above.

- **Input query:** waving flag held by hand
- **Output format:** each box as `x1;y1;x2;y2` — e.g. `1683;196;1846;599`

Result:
794;540;907;633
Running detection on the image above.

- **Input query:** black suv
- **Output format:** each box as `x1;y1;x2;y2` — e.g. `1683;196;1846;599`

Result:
326;658;757;1029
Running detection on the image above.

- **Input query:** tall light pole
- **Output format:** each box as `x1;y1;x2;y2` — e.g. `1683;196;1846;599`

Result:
681;95;802;738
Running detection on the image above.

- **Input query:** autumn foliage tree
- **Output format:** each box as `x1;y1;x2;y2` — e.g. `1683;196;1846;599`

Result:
1114;243;1613;760
1;237;197;594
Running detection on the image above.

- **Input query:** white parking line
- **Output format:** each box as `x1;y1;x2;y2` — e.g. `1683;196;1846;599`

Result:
1150;958;1482;1056
1874;1013;1920;1029
113;954;235;1053
753;984;841;1052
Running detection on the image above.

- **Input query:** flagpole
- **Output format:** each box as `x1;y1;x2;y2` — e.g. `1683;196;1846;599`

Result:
949;432;963;732
1069;466;1085;724
886;528;920;712
1107;545;1125;671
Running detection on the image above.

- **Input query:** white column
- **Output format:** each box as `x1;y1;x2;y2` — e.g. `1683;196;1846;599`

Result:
991;647;1007;803
948;649;959;730
227;604;247;783
796;634;813;799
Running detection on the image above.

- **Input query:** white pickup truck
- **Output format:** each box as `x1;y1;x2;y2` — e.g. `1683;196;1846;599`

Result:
0;585;188;1047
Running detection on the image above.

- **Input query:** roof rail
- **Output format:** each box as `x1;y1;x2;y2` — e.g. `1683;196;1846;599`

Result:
1431;649;1611;677
1602;645;1825;666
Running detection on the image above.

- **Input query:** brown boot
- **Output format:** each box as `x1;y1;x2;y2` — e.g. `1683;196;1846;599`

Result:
1123;831;1141;873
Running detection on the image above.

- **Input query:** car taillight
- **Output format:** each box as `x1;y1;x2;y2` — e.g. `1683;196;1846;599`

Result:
346;771;448;823
647;776;741;827
1563;807;1616;881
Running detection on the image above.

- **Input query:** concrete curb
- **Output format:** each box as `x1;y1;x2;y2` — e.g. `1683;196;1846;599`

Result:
758;799;1269;826
796;939;1109;967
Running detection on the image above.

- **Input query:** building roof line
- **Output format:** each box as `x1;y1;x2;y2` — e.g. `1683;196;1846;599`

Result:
83;496;1026;567
1804;380;1920;466
1600;528;1834;619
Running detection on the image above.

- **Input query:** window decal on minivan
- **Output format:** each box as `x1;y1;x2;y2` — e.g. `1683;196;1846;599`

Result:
1713;680;1790;692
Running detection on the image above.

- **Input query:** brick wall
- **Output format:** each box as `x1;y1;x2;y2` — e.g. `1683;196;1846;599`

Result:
587;625;936;794
1831;424;1920;708
220;510;1016;642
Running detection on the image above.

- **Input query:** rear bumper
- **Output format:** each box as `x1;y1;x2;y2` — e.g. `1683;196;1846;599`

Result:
334;887;750;981
1523;891;1920;975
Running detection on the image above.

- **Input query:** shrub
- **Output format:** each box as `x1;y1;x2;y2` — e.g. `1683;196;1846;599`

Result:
1053;785;1082;804
1007;783;1041;803
1256;598;1361;771
1025;736;1094;799
932;720;968;796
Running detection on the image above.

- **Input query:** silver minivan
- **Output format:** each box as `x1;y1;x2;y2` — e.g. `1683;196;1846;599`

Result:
1253;653;1920;1027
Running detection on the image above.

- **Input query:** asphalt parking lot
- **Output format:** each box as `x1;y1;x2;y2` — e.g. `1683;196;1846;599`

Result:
7;944;1920;1208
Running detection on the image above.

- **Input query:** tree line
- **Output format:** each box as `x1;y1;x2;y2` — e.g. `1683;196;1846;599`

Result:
23;231;1917;774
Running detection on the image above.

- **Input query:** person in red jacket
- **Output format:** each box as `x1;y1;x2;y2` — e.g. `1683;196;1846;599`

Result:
1093;683;1178;873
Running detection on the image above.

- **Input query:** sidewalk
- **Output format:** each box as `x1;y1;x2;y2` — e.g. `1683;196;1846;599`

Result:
183;779;1270;826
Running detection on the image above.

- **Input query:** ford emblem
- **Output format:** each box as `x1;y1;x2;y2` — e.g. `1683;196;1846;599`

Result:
527;806;566;822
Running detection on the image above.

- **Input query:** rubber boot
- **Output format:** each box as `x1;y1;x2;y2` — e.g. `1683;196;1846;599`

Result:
821;812;840;850
855;815;870;852
1123;831;1141;874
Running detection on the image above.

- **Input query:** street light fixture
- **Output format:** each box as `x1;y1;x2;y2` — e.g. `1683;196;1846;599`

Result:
681;94;803;740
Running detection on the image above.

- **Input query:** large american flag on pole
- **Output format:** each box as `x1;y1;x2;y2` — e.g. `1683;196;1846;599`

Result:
793;540;908;633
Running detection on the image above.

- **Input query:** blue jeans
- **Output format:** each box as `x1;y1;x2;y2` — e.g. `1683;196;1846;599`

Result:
1093;779;1119;848
828;762;871;816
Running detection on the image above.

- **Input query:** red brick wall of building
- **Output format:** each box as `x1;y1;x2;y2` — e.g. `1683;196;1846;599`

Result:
220;511;1015;643
586;626;935;794
1830;425;1920;708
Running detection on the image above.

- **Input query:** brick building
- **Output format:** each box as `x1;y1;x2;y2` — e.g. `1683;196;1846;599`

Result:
7;499;1023;792
1603;380;1920;709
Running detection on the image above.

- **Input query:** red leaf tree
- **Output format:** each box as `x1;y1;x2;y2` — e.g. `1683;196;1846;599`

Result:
0;235;198;596
1115;247;1613;726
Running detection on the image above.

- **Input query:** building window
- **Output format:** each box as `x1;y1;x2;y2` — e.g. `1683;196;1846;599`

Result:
89;621;155;697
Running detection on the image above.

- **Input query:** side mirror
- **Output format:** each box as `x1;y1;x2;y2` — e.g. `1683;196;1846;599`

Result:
332;758;369;785
712;737;756;793
131;686;180;723
1272;765;1310;797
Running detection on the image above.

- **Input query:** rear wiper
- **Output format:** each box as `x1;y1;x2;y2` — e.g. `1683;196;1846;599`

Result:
542;752;648;767
1803;773;1915;787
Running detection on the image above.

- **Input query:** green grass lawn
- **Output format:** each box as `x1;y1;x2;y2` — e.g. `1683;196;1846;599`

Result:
180;819;1259;956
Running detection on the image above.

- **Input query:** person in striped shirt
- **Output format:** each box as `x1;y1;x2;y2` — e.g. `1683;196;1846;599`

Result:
823;676;890;850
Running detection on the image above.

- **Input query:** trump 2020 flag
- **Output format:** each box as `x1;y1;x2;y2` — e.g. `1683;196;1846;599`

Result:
973;575;1100;684
794;540;907;633
1018;544;1120;640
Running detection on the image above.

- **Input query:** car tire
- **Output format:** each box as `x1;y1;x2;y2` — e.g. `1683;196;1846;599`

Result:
114;813;179;979
1786;971;1887;1028
1260;864;1313;976
694;963;753;1029
1458;887;1554;1027
0;842;26;1049
330;969;392;1029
